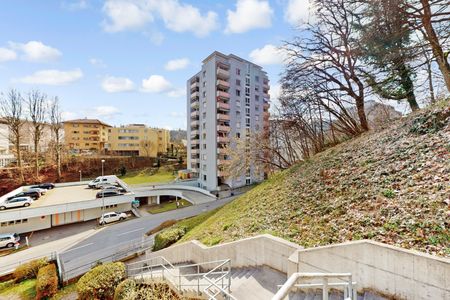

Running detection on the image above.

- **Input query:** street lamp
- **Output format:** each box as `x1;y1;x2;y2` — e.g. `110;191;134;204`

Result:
79;170;82;182
101;159;105;177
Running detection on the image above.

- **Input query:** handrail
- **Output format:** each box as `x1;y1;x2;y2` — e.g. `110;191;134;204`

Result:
202;259;236;300
273;272;356;300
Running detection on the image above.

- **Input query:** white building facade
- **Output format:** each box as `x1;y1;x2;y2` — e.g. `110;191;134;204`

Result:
187;52;270;191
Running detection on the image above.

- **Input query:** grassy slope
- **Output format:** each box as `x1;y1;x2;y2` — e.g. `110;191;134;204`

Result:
148;199;192;214
0;279;36;299
181;104;450;257
121;169;176;185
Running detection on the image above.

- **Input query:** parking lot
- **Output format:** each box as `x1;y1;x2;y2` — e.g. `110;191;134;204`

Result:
31;185;99;207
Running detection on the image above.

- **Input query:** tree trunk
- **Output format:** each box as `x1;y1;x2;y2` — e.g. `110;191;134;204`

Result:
355;97;369;131
420;0;450;93
398;61;420;111
34;136;39;179
16;135;24;183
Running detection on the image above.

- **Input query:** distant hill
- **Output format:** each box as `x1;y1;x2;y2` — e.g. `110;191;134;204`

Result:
170;129;187;143
180;102;450;257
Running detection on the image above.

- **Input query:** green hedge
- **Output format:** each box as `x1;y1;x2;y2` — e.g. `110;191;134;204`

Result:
152;227;187;251
114;279;179;300
36;263;58;300
13;258;48;283
77;262;126;300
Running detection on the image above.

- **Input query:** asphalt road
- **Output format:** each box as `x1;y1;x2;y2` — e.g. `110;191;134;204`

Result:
59;196;236;277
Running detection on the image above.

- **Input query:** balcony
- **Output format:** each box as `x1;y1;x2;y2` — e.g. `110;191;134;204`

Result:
191;149;199;154
190;110;199;118
217;90;230;100
217;79;230;89
217;68;230;80
217;125;230;133
263;102;270;110
191;129;199;136
191;119;199;127
217;113;230;121
217;136;230;143
191;139;200;145
263;92;270;99
217;102;230;110
217;148;227;155
191;101;199;109
190;91;200;99
190;81;199;90
191;158;199;164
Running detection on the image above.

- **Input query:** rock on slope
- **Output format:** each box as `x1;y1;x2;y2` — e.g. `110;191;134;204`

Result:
182;103;450;257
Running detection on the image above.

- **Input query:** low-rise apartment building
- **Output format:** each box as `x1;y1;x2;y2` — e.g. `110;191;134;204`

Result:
64;119;111;154
106;124;170;157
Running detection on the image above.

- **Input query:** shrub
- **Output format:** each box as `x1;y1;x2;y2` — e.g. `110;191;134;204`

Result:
114;279;180;300
382;189;395;199
152;226;187;251
13;258;48;283
146;219;177;236
77;262;126;300
36;263;58;300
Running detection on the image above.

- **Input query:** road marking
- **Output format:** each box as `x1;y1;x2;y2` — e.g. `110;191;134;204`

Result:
117;227;144;236
63;242;93;253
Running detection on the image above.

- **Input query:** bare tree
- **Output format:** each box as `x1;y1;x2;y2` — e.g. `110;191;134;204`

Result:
49;97;63;182
140;140;154;157
0;89;25;183
27;90;47;179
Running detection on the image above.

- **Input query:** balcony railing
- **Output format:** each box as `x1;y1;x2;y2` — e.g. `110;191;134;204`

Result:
216;68;230;79
217;125;230;133
216;79;230;89
191;149;199;154
190;110;199;118
191;139;200;145
217;113;230;121
190;81;199;90
217;136;230;143
191;158;199;164
190;91;200;99
191;120;200;127
191;130;199;136
217;148;227;155
216;90;230;99
217;102;230;110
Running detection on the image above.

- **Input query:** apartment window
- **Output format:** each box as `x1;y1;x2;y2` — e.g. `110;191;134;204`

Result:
203;71;206;77
203;144;207;149
245;107;250;116
255;85;259;92
202;91;206;98
246;117;250;127
203;164;207;171
235;89;241;96
255;105;260;112
245;97;250;105
236;79;241;86
255;124;260;130
246;178;251;185
203;81;206;87
202;123;206;129
203;102;207;109
255;115;260;121
255;75;259;82
255;95;260;101
203;112;206;119
245;87;250;96
245;77;250;85
236;132;241;138
203;175;207;181
73;124;79;127
236;111;241;118
236;68;241;75
202;154;207;160
236;99;241;107
72;131;79;134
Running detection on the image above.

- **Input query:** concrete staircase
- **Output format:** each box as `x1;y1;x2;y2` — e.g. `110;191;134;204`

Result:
287;290;389;300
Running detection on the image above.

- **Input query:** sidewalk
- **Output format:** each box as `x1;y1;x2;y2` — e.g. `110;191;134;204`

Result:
0;225;102;276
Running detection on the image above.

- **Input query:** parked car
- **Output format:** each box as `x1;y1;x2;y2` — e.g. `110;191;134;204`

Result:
30;183;55;190
7;190;40;200
101;185;120;192
99;212;127;225
96;190;121;198
88;176;117;189
0;233;20;248
0;197;33;210
27;187;47;195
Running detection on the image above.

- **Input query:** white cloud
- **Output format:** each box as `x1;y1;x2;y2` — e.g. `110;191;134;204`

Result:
155;0;219;37
102;0;218;37
167;88;186;98
225;0;273;34
0;48;17;62
249;44;288;65
101;76;135;93
284;0;315;26
9;41;62;62
90;106;120;119
165;58;190;71
18;68;83;85
89;58;107;67
141;75;173;93
102;0;153;32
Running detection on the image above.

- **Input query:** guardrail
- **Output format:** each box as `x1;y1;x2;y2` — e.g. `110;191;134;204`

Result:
127;256;235;299
273;272;357;300
0;252;57;276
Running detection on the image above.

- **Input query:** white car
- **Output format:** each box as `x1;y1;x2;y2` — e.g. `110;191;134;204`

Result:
88;176;117;189
0;233;20;248
0;197;33;210
99;212;127;225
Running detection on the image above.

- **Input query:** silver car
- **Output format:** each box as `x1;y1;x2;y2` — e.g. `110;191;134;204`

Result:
0;197;33;210
0;233;20;248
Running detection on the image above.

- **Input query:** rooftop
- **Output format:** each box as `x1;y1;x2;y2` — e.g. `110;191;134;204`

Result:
64;118;112;127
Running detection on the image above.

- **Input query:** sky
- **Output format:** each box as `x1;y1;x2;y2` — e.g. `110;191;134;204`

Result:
0;0;313;130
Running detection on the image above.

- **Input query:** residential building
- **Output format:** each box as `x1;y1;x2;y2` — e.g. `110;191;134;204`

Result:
106;124;170;157
0;121;14;167
187;51;270;191
64;119;111;154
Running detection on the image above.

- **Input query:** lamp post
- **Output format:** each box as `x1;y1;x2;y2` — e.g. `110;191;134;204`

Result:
79;170;82;182
101;159;105;177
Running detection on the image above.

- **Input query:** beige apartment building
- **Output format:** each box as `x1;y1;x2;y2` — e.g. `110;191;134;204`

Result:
64;119;111;153
106;124;170;157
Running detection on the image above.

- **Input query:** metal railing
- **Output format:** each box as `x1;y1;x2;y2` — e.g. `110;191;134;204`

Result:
127;256;235;299
273;272;357;300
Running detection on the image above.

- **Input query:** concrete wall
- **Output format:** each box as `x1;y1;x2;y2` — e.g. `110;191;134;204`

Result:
288;240;450;300
0;215;51;234
147;234;301;274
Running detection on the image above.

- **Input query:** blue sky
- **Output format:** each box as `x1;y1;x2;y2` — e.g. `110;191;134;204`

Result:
0;0;311;129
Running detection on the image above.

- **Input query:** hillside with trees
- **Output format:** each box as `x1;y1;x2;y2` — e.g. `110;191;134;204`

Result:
179;102;449;256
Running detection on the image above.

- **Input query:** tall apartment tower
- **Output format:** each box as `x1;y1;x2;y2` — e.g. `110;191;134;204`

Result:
187;51;270;191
